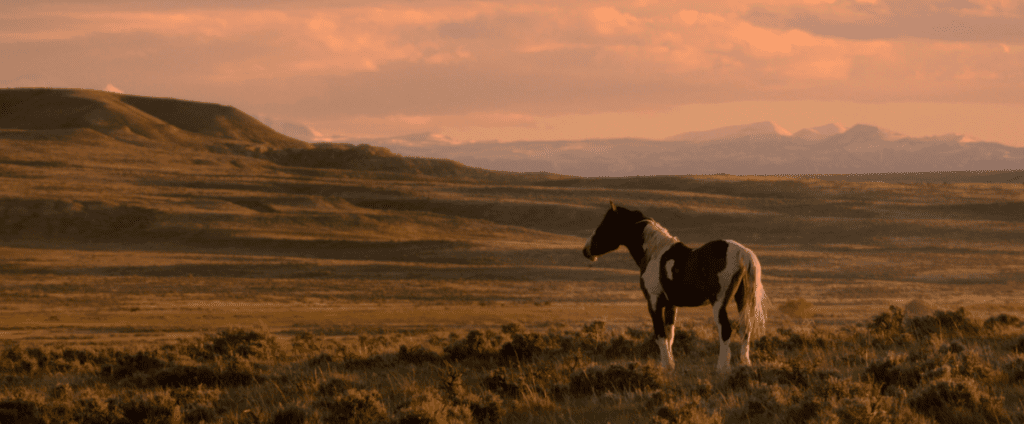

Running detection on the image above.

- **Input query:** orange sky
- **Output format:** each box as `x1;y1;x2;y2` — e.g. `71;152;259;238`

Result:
2;0;1023;146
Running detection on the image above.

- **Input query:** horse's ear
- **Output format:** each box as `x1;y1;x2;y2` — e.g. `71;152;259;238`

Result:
609;201;617;211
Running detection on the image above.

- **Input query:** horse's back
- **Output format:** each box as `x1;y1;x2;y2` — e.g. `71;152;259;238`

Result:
662;240;730;306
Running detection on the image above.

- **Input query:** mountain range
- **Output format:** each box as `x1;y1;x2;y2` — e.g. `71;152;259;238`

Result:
314;121;1024;177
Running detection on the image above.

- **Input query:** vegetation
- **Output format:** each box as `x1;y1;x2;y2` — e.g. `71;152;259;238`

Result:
1;308;1024;423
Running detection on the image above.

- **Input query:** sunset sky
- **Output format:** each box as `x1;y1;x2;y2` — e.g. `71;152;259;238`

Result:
3;0;1023;146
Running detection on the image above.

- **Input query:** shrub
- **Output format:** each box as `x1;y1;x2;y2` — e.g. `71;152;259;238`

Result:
729;383;787;422
444;330;506;361
500;323;524;335
1;342;37;374
869;305;905;335
290;331;328;354
483;368;521;398
867;343;995;391
72;391;124;424
397;389;472;424
111;350;167;380
147;361;263;387
908;378;1009;424
500;332;561;360
207;327;280;359
114;390;182;424
318;388;389;424
398;345;442;364
270;404;309;424
727;362;840;391
905;308;981;339
652;398;709;424
984;314;1021;331
569;362;664;395
867;352;922;390
0;398;44;424
1005;359;1024;387
436;367;502;424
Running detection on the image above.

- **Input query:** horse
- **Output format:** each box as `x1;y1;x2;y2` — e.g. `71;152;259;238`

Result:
582;202;766;373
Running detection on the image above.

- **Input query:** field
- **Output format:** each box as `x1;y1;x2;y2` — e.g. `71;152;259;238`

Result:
4;89;1024;423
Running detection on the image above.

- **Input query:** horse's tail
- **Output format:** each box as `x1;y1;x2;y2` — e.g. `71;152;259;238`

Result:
739;246;768;338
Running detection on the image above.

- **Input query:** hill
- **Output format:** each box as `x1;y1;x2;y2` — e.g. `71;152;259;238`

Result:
0;88;529;181
0;88;308;152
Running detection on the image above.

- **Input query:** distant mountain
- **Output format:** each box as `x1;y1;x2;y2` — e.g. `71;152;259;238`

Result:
370;122;1024;177
793;123;846;142
666;121;791;142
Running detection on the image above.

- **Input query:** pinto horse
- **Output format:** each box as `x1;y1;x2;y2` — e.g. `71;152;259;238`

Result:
583;202;766;373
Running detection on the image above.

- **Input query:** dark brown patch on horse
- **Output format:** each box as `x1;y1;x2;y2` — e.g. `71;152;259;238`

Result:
660;240;729;307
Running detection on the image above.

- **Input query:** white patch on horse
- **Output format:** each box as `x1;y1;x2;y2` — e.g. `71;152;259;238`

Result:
638;220;677;310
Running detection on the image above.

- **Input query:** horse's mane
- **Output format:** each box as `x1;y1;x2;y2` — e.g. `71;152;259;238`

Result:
638;219;679;271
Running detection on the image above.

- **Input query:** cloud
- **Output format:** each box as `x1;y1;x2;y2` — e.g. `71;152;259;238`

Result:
744;0;1024;42
1;0;1022;143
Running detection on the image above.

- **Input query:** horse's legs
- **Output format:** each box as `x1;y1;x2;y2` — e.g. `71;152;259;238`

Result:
734;283;752;366
714;299;732;373
664;304;677;356
647;296;675;370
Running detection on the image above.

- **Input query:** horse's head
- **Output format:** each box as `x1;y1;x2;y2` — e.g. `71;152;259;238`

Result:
583;201;645;261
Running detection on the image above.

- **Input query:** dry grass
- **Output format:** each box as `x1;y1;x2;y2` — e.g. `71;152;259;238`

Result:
3;311;1024;423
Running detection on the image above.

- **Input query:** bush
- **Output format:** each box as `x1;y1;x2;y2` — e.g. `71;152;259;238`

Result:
397;389;472;424
147;361;263;387
318;388;389;424
444;330;506;361
500;332;560;360
207;327;280;359
569;362;664;395
984;314;1021;331
869;305;905;335
908;378;1009;424
483;368;521;398
114;390;182;424
111;350;167;380
0;398;45;424
1003;357;1024;383
398;345;442;364
730;383;787;421
905;308;981;339
867;343;994;390
867;352;922;390
270;404;309;424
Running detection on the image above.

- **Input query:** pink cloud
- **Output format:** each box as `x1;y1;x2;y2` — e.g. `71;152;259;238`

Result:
1;1;1022;144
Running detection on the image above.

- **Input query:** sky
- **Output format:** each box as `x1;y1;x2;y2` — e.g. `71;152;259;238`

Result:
2;0;1023;146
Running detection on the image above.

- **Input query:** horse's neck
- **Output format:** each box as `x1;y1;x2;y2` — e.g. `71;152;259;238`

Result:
627;220;680;272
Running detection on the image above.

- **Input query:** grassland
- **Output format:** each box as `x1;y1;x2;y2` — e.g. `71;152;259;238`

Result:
3;88;1024;422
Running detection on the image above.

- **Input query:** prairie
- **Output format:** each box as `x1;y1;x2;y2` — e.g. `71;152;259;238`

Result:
3;88;1024;422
